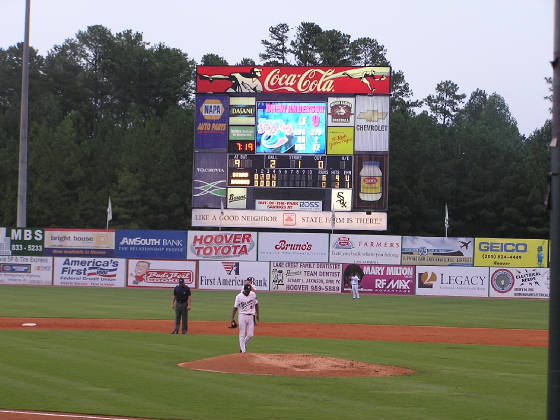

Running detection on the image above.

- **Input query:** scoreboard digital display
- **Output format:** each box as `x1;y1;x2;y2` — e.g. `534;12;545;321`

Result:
228;154;352;189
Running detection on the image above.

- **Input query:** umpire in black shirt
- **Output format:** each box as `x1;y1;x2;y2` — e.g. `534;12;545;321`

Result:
171;277;191;334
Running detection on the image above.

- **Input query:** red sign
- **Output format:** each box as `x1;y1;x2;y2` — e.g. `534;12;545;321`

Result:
196;66;391;95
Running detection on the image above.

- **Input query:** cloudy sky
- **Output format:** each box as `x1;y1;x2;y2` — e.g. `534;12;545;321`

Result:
2;0;553;136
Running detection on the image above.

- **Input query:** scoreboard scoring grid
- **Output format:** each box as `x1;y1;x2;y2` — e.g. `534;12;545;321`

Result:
228;154;353;189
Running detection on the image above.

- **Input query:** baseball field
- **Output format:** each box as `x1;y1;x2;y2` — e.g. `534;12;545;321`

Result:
0;286;549;420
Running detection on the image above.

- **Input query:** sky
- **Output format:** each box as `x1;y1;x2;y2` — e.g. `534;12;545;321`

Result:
2;0;553;136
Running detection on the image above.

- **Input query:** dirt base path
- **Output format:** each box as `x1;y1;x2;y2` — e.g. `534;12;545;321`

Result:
0;317;548;347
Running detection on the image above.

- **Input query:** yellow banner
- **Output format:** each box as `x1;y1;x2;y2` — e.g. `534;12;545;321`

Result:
474;238;548;268
327;127;354;154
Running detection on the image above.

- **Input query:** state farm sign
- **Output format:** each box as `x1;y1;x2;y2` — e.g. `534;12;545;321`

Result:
196;66;391;95
186;231;257;261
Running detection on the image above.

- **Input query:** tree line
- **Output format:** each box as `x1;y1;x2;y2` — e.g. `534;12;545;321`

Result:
0;23;551;238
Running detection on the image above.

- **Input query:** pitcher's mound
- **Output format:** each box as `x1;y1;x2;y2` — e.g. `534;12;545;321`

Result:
179;353;414;377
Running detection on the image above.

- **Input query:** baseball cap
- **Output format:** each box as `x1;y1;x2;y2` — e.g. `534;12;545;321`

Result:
243;284;251;292
178;278;185;283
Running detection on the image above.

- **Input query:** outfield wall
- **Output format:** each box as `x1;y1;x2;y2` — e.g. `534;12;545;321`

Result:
0;227;549;298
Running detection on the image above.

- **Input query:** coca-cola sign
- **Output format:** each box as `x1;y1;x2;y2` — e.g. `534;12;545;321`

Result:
196;66;391;95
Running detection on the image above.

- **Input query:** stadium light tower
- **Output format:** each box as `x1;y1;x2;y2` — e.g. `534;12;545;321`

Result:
548;0;560;418
17;0;31;227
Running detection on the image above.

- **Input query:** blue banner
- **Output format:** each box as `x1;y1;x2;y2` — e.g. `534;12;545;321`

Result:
115;230;187;260
195;95;228;150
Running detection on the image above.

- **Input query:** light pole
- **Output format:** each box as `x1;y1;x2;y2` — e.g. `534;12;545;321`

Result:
17;0;31;227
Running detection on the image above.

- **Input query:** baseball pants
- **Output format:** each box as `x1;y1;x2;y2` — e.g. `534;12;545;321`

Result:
238;313;255;353
352;283;360;299
174;301;188;333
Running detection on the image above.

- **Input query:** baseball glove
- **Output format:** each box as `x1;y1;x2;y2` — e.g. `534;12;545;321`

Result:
228;320;238;329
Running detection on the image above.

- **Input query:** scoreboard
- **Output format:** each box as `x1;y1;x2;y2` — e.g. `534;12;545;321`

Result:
228;155;352;189
192;66;391;230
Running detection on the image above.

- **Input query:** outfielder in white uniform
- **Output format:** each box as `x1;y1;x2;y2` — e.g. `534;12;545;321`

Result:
351;274;360;299
231;284;259;353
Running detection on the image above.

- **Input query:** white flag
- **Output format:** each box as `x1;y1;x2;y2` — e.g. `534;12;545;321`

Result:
107;196;112;227
444;203;449;229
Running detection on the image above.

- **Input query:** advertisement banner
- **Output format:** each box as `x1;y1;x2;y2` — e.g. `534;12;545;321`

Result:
115;230;186;259
401;236;474;266
330;234;401;265
415;266;489;297
191;209;387;231
354;95;390;152
53;257;126;288
258;232;329;262
192;152;227;208
44;229;115;257
0;256;52;285
270;261;342;293
127;259;197;288
0;227;44;256
353;153;388;211
196;66;391;95
195;94;228;150
229;126;255;141
489;267;549;298
198;261;269;290
226;188;248;209
255;200;322;212
474;238;548;268
341;264;414;295
187;230;257;261
327;127;354;154
229;97;256;125
331;189;352;211
327;97;355;126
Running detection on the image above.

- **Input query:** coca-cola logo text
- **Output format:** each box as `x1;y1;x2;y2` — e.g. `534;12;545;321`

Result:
264;69;335;94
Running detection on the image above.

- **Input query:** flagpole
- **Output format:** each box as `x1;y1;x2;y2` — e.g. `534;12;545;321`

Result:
444;203;449;238
106;196;112;230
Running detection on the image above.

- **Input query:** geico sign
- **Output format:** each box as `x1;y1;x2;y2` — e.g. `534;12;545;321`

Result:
478;242;528;253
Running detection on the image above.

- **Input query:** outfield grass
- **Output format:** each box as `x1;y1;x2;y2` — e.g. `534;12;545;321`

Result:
0;286;550;329
0;285;550;419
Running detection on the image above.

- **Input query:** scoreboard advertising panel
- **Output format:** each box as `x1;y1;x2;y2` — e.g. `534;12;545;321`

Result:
193;66;391;231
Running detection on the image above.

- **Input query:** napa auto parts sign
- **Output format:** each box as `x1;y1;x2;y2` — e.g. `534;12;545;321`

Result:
187;230;257;261
196;66;391;95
